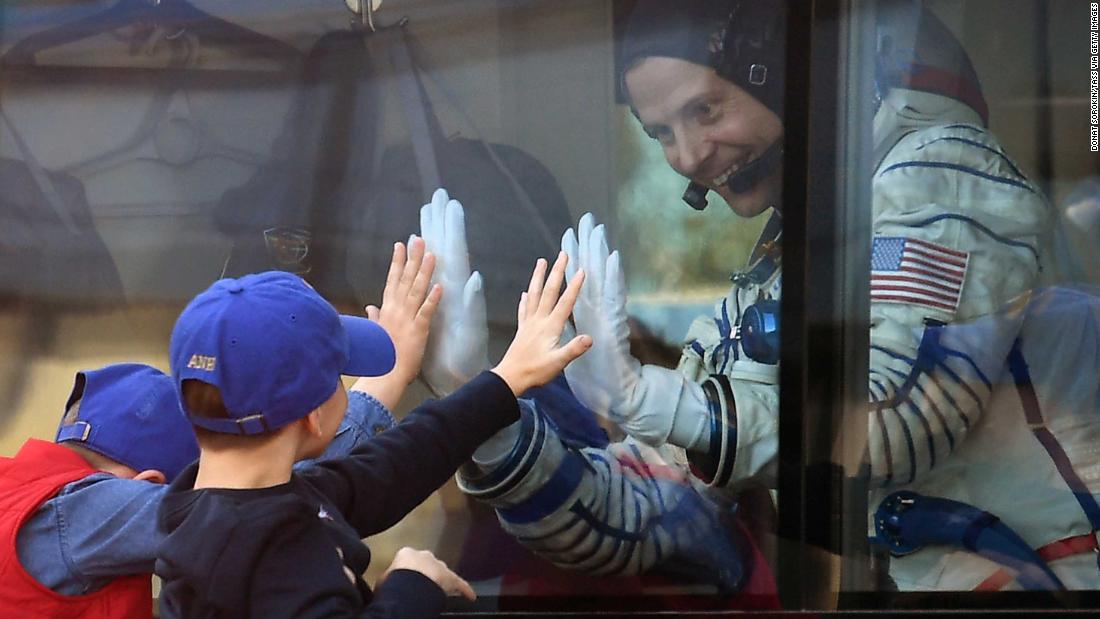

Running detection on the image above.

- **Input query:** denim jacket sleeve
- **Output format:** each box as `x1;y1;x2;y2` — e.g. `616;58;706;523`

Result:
16;474;167;595
296;388;397;468
18;391;396;595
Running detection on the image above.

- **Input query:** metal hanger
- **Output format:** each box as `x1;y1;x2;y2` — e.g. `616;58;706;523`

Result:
345;0;383;33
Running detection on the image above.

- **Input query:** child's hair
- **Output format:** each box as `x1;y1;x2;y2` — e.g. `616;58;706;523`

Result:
182;379;272;447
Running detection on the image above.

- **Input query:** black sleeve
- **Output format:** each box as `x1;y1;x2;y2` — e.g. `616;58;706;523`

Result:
365;570;446;619
248;523;445;619
299;371;520;535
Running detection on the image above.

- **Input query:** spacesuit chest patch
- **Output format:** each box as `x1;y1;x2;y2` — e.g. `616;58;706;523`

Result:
871;236;969;315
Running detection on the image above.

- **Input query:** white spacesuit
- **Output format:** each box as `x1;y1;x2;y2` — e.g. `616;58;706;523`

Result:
438;85;1068;594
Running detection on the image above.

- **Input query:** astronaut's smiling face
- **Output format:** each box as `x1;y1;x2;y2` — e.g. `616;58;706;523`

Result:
624;56;783;218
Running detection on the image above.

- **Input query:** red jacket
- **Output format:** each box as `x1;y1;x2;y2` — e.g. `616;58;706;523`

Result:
0;439;152;618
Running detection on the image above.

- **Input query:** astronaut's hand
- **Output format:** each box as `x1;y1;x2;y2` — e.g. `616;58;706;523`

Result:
419;188;490;396
562;214;711;448
561;214;642;420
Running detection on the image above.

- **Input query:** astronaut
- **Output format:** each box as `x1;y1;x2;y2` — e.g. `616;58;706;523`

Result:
421;0;1065;594
416;188;770;599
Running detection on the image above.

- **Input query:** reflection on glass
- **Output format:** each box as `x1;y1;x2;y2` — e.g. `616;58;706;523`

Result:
1;0;782;614
5;0;1100;613
456;0;786;612
861;0;1100;598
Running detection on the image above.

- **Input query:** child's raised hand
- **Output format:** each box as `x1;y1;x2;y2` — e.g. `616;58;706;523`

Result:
353;238;441;409
491;251;591;396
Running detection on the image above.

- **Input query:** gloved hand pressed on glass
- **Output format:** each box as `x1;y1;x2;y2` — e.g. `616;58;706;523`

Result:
561;213;710;449
418;188;490;396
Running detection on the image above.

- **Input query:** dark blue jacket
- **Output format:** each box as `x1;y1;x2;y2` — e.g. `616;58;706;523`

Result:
156;371;519;618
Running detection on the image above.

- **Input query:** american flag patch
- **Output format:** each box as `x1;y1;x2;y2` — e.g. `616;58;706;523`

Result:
871;237;968;314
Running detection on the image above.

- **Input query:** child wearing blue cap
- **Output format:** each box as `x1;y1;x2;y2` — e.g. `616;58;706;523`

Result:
155;240;590;618
0;363;199;618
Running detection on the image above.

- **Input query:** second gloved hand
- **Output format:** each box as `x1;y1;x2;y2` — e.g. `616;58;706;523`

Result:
419;188;490;396
562;213;710;448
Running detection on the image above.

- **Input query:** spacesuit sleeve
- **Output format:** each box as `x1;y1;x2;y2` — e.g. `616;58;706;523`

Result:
457;400;748;590
866;122;1051;487
675;283;781;495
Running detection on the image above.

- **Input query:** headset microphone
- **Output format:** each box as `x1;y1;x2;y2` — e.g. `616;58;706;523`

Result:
681;139;784;210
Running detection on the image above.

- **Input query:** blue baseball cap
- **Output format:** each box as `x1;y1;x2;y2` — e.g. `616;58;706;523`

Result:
169;271;396;435
56;363;199;482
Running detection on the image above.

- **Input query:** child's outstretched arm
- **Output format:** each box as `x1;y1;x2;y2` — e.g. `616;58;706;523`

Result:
300;252;590;536
491;251;591;396
352;237;441;410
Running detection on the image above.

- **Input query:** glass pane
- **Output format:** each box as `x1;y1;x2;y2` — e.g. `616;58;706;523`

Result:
838;0;1100;609
0;0;790;614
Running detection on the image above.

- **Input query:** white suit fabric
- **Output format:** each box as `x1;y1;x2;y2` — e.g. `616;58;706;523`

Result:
877;285;1100;591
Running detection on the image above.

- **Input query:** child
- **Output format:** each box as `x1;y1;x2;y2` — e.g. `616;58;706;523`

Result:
155;245;589;617
0;363;199;618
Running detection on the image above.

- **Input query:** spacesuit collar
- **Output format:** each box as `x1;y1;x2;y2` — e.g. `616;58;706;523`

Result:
732;209;782;286
873;88;984;146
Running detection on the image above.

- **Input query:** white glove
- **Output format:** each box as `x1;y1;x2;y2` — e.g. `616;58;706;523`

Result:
419;188;489;396
562;213;711;449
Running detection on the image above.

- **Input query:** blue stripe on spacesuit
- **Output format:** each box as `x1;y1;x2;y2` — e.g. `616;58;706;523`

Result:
473;410;545;501
886;403;919;483
934;344;993;391
941;124;985;133
629;444;695;562
870;345;922;399
873;341;981;435
712;298;737;374
622;443;671;564
556;500;640;570
874;401;895;487
870;328;1004;484
871;343;985;419
880;161;1035;193
690;340;706;358
915;137;1027;180
883;358;923;399
870;377;890;401
556;505;634;569
884;362;958;453
927;355;987;420
882;364;938;470
909;375;958;451
498;449;585;525
587;452;645;540
916;387;956;451
905;397;938;470
924;371;972;431
540;454;714;572
903;213;1040;261
1008;341;1100;533
868;349;920;484
919;324;989;406
625;443;666;510
1035;430;1100;531
515;514;582;544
